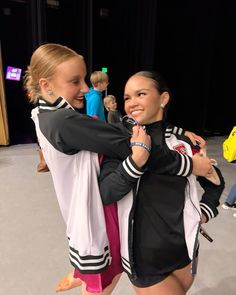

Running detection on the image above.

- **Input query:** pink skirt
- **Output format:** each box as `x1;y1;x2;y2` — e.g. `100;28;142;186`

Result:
74;203;123;293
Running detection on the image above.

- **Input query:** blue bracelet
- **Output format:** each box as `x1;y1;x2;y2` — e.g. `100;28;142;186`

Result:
130;141;151;153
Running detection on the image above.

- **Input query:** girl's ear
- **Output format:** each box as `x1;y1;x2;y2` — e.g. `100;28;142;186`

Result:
160;91;170;107
39;78;50;92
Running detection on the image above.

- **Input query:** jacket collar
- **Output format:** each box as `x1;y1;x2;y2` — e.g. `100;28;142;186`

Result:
38;96;74;112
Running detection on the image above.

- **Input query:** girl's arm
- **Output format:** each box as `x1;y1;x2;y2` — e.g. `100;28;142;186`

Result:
40;109;130;159
144;123;211;177
100;125;150;204
198;166;225;223
99;156;144;205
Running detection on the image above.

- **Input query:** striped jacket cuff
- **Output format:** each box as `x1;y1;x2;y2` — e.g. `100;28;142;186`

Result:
200;202;216;222
122;156;145;179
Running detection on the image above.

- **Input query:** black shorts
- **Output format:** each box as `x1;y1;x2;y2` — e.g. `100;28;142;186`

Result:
130;257;191;288
130;244;191;288
130;244;199;288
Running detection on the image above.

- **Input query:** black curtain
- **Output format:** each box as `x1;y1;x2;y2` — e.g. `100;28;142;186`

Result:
91;0;158;116
1;0;235;142
1;0;91;144
93;0;236;135
46;0;92;71
1;0;37;144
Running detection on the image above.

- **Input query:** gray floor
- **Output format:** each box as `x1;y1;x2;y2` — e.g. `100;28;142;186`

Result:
0;136;236;295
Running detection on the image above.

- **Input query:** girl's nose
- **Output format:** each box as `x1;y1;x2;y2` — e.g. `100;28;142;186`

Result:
82;81;89;93
129;97;138;106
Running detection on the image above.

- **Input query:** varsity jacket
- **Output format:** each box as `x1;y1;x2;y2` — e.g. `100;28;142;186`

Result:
31;96;196;274
31;97;131;274
99;121;225;281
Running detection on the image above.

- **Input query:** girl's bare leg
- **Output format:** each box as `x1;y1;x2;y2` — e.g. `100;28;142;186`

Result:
133;275;185;295
172;261;197;292
81;273;121;295
132;263;195;295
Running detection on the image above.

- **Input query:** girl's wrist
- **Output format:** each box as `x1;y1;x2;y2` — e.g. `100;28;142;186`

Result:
130;141;151;153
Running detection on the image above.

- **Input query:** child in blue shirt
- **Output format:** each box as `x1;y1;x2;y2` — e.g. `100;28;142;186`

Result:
85;71;109;121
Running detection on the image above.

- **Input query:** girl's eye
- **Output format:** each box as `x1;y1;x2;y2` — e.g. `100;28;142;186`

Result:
71;78;81;85
138;92;145;96
124;96;130;101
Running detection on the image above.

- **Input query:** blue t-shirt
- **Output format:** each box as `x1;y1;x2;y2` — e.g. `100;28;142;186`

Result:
85;87;106;122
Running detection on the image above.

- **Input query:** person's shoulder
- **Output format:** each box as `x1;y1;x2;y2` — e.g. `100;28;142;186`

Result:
56;108;75;115
85;87;95;97
51;108;84;124
86;87;101;98
90;87;100;94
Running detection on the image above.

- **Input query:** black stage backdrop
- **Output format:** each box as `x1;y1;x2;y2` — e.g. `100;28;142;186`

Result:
1;0;235;144
99;0;236;135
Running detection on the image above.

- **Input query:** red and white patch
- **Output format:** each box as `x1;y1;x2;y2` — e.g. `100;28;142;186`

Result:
174;144;188;155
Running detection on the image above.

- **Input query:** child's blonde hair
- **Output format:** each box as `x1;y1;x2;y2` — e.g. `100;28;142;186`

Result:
103;95;116;111
90;71;109;87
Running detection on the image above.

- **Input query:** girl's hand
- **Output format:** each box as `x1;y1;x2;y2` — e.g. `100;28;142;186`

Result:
185;131;206;149
130;125;151;168
201;214;207;224
192;152;213;177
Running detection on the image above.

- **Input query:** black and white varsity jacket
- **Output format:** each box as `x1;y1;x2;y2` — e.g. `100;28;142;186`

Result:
99;121;225;280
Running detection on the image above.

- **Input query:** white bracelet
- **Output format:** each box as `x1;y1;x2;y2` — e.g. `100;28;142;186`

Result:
130;141;151;153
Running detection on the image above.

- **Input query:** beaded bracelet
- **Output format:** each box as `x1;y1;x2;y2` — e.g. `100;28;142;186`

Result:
130;141;151;153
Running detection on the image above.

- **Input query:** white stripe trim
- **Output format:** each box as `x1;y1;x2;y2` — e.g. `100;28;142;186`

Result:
56;99;67;108
182;155;191;176
185;155;191;176
70;255;110;271
166;127;172;132
39;97;73;110
121;258;132;274
173;126;178;134
39;99;46;104
165;128;172;138
126;157;143;175
200;203;214;219
123;160;140;178
177;154;190;176
177;153;185;175
40;105;58;110
178;127;183;135
122;263;132;274
60;97;75;110
69;247;110;264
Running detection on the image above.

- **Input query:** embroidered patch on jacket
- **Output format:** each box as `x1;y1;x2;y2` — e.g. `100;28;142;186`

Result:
174;144;188;155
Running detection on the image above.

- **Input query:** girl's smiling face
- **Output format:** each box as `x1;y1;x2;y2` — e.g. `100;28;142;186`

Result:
47;56;89;109
124;75;169;125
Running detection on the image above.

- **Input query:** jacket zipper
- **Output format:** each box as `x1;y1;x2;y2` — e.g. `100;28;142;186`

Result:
128;178;141;281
